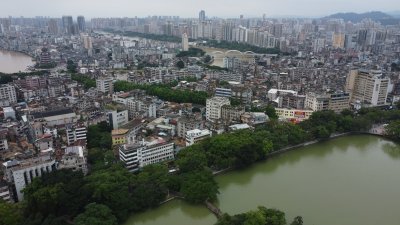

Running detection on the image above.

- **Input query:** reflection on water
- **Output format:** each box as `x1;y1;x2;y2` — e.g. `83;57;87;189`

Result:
382;142;400;159
0;50;34;73
124;200;216;225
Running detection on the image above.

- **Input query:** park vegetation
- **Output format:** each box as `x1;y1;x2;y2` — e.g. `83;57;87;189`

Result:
0;70;49;84
216;206;303;225
114;80;209;105
71;74;96;89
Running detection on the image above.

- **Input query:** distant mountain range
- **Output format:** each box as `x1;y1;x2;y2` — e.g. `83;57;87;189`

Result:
324;11;400;25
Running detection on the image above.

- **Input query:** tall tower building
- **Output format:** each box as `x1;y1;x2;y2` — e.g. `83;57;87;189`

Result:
182;33;189;51
62;16;74;34
82;35;93;49
199;10;206;21
77;16;86;32
347;69;390;107
48;19;58;35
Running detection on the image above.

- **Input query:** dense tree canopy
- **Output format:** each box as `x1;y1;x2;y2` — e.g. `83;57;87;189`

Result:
71;74;96;89
114;80;209;105
215;206;297;225
74;203;118;225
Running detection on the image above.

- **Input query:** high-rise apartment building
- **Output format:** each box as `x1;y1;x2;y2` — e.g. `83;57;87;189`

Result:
206;96;231;121
48;19;58;35
77;16;85;32
0;84;17;106
62;16;74;34
182;33;189;51
82;34;93;49
199;10;206;21
346;69;390;107
96;77;114;94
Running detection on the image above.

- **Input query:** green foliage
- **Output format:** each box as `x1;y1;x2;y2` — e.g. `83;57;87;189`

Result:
71;74;96;89
84;165;132;221
114;80;209;105
230;97;242;106
130;164;169;210
67;60;77;73
215;206;291;225
181;169;219;203
0;70;49;85
204;55;212;63
290;216;303;225
206;40;281;54
35;62;57;69
176;145;208;173
176;48;205;57
87;122;112;149
0;200;22;225
74;203;118;225
176;60;185;69
265;105;278;119
385;120;400;141
22;170;89;223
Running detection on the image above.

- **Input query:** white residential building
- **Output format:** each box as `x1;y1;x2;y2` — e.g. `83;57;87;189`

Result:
2;155;56;201
0;84;17;106
66;125;87;146
108;110;129;129
119;140;174;173
185;129;212;146
182;33;189;51
96;77;113;94
206;96;230;121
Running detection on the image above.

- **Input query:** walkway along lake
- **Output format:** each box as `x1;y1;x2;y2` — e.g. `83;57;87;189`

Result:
125;135;400;225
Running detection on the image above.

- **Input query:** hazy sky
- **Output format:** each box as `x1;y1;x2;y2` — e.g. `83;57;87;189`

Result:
1;0;400;18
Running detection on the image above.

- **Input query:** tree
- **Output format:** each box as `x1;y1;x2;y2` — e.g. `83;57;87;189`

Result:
290;216;303;225
177;145;208;173
265;105;278;120
181;169;219;203
385;120;400;141
66;60;77;73
84;165;132;221
204;55;212;63
176;60;185;69
74;203;118;225
130;164;169;210
0;200;22;225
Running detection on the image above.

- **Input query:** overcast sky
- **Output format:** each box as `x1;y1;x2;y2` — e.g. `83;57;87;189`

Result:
1;0;399;18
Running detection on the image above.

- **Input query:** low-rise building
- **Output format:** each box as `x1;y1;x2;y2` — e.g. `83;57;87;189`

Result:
119;140;174;173
275;108;314;123
206;97;230;121
185;129;212;146
58;146;88;175
66;125;87;146
2;154;56;201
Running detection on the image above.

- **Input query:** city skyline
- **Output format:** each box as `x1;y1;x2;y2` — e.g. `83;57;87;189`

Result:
1;0;400;18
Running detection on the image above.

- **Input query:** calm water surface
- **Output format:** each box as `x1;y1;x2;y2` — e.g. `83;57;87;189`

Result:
0;50;34;73
126;135;400;225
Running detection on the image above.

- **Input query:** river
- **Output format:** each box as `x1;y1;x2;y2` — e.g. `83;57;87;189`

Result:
125;135;400;225
0;49;34;73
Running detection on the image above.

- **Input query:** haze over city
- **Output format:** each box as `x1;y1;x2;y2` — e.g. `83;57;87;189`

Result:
1;0;400;18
